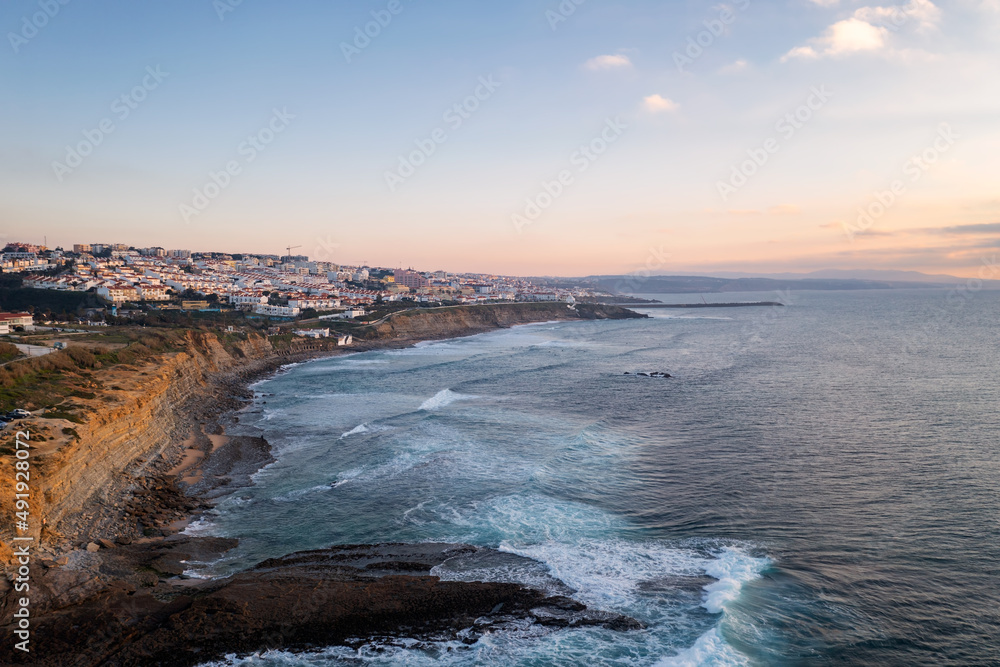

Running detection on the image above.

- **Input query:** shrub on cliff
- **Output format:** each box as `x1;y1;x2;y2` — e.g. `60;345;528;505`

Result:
0;342;20;364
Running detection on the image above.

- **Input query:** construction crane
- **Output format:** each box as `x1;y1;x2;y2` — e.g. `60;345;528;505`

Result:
284;244;301;262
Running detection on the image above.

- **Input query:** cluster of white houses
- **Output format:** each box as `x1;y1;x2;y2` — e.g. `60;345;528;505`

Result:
16;243;593;316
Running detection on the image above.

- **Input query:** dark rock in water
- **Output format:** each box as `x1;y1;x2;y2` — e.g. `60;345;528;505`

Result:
1;543;642;666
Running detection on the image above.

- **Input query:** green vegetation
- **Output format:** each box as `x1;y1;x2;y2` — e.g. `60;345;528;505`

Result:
0;342;21;364
43;409;85;423
0;287;103;315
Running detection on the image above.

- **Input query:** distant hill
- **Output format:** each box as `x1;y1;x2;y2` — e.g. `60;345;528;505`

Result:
686;269;968;284
572;274;971;295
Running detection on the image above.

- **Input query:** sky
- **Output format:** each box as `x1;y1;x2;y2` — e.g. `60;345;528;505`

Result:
1;0;998;277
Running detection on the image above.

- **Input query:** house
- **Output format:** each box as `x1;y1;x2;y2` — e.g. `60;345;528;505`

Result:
319;307;366;320
337;335;353;346
253;304;301;318
137;284;170;301
0;312;34;332
96;284;139;303
230;292;268;307
293;328;329;339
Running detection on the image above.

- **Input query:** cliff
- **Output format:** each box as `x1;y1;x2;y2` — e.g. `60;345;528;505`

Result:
361;302;645;342
0;332;279;560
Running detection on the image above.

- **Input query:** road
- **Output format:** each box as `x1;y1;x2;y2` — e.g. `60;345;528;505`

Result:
15;343;56;357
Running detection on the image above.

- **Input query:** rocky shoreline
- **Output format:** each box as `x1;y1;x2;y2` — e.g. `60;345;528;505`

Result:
0;303;647;664
4;542;643;666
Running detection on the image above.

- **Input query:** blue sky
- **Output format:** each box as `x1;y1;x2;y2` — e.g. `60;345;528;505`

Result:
2;0;998;276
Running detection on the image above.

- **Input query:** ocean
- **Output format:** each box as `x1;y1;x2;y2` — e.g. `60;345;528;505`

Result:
189;289;1000;666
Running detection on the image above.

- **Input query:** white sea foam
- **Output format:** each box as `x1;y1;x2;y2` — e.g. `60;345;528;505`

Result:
651;547;770;666
261;408;284;421
701;546;769;614
418;389;477;411
499;538;706;612
180;516;218;537
180;566;217;581
271;484;332;503
654;626;750;667
328;450;424;488
339;423;369;438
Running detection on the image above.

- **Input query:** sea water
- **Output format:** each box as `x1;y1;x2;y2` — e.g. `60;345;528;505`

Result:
192;289;1000;665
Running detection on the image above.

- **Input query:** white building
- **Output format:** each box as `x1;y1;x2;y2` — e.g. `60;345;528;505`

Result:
0;312;34;332
319;307;366;320
293;328;329;338
97;284;139;303
137;284;171;301
230;292;268;307
253;304;300;318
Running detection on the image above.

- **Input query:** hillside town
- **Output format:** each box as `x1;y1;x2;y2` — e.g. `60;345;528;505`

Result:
2;241;594;322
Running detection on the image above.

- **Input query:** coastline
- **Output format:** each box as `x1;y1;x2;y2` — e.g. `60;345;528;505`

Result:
0;302;645;664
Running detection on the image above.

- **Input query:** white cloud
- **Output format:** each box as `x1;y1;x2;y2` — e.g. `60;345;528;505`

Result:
782;0;941;61
782;46;820;61
584;54;633;70
855;0;941;33
718;59;749;74
643;94;679;113
826;17;888;53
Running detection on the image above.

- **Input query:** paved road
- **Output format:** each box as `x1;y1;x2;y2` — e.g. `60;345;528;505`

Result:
0;343;57;368
15;344;56;357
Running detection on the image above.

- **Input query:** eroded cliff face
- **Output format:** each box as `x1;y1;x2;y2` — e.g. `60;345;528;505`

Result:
0;332;278;563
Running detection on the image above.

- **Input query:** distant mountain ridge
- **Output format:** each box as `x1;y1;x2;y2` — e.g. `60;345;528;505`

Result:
547;270;998;295
681;269;967;283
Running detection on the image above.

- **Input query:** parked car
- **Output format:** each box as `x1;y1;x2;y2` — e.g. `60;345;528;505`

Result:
6;409;30;420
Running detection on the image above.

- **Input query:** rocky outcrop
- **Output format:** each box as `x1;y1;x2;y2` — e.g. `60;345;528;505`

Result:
0;543;642;666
